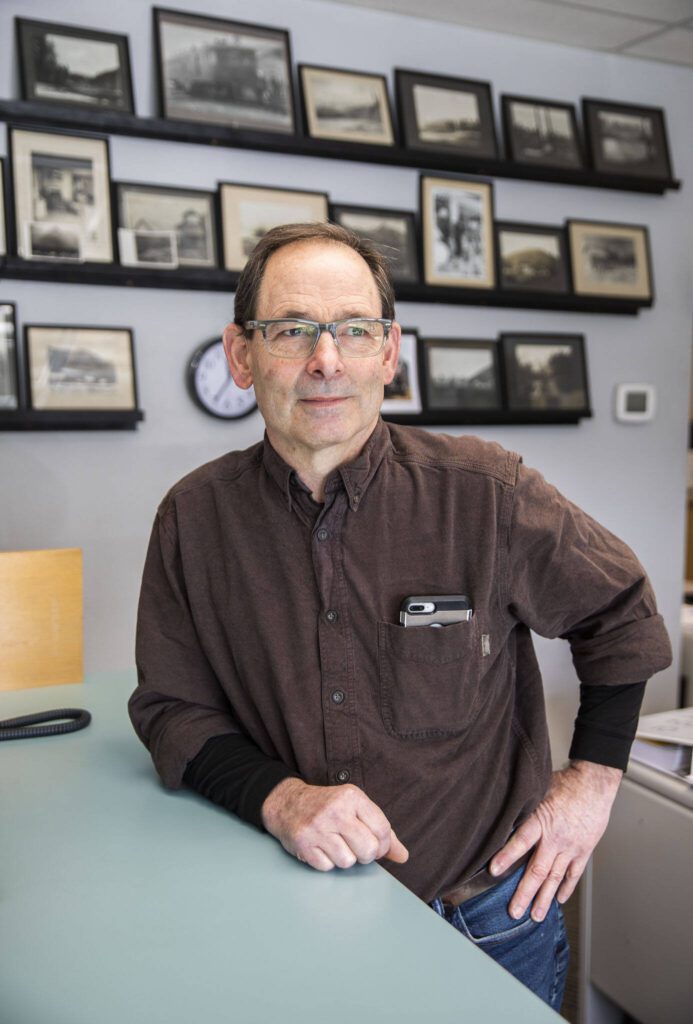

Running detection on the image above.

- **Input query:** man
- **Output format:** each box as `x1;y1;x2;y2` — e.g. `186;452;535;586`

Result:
130;222;671;1011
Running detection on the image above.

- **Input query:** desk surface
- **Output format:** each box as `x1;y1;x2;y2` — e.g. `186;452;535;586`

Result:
1;672;559;1024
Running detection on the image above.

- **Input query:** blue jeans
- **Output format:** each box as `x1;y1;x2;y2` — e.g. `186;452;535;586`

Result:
430;862;570;1012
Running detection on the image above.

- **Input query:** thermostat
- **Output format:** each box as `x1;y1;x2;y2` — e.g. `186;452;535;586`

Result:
614;383;656;423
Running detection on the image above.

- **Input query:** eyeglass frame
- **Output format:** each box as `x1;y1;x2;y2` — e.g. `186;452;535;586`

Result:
243;317;393;358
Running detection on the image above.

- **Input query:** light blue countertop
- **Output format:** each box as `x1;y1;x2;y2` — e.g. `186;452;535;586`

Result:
0;671;560;1023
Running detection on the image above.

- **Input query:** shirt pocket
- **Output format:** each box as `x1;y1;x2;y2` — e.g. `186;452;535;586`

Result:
377;618;481;739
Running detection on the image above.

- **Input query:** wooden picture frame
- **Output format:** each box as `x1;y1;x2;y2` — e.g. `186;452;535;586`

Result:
420;175;495;289
583;98;673;180
330;203;419;284
567;219;653;300
501;332;591;415
299;64;395;146
396;69;498;159
501;95;582;169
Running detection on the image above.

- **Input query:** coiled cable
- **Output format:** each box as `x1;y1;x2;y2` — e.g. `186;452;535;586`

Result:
0;708;92;741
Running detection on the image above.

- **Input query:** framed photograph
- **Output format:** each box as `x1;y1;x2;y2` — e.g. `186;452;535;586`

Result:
0;159;6;258
567;219;652;300
299;64;395;146
381;330;422;414
154;7;295;134
420;176;495;289
330;204;418;284
501;333;590;414
0;303;19;410
16;17;134;113
219;182;328;273
421;337;501;411
24;325;138;411
583;98;672;180
501;96;582;169
495;221;569;293
9;126;113;264
116;182;219;268
396;69;498;159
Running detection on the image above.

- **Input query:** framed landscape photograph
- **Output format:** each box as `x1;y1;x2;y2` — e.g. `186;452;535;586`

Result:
501;333;590;415
330;204;419;284
24;325;138;411
495;221;569;293
501;95;582;169
0;303;19;410
583;98;673;180
219;182;328;272
567;219;652;300
299;65;395;146
396;69;498;159
422;337;501;411
9;126;113;263
16;17;135;113
116;182;219;267
154;8;296;134
381;330;422;415
420;175;495;289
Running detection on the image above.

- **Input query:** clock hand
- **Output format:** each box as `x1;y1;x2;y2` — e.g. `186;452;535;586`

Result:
213;372;232;402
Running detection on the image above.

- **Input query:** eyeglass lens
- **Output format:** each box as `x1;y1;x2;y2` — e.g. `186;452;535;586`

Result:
264;320;385;358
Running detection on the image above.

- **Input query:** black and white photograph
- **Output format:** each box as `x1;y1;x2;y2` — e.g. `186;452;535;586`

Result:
330;204;418;284
154;8;295;134
0;303;19;410
422;338;501;410
568;220;652;300
495;222;569;293
0;159;6;258
502;96;582;169
300;65;395;146
116;182;218;267
16;17;135;113
25;325;138;411
583;99;673;180
421;176;495;289
219;182;328;272
381;330;422;415
396;70;498;159
9;127;113;264
118;229;177;268
502;333;590;414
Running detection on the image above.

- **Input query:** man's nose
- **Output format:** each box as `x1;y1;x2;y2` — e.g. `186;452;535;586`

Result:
305;328;343;376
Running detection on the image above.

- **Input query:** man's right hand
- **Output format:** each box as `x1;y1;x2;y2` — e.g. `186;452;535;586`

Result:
261;777;409;871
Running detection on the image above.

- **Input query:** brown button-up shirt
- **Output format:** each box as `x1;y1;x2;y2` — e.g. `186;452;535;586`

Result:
130;419;671;902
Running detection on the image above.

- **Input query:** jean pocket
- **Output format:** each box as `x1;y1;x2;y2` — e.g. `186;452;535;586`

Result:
454;902;542;948
377;617;481;738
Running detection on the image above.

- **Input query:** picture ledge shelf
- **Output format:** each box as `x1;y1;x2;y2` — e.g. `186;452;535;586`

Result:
0;257;650;316
0;409;145;431
383;410;591;426
0;101;681;196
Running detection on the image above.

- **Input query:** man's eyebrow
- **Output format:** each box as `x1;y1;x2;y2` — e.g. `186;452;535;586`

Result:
272;310;377;321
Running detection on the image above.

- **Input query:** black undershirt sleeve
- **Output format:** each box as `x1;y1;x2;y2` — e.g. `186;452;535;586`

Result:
568;681;646;771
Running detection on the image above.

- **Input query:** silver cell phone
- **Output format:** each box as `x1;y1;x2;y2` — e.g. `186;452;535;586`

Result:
399;595;473;628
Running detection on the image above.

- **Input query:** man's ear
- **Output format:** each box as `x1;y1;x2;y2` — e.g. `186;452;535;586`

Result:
223;323;254;390
382;321;402;387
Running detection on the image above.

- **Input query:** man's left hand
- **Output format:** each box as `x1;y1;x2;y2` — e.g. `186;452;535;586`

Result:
488;760;622;922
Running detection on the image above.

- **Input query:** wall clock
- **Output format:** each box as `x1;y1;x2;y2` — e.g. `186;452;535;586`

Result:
187;338;257;420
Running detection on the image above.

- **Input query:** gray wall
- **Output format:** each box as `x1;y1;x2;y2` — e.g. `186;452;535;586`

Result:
2;0;692;763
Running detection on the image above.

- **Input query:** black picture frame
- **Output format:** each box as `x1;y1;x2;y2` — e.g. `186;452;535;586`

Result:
396;69;498;160
330;203;419;284
153;7;296;135
420;174;495;289
0;302;20;410
501;95;583;169
16;17;135;114
421;337;502;412
299;64;396;147
8;124;114;265
501;332;591;415
24;323;139;412
115;181;219;268
495;221;570;294
567;218;653;301
381;328;422;415
583;98;673;180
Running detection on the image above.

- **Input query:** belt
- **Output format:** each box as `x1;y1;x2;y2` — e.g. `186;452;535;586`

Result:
439;848;532;910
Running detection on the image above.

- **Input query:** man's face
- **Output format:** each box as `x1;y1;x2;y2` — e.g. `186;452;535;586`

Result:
230;240;400;465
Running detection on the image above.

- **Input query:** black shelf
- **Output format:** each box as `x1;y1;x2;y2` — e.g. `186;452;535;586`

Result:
0;100;681;196
0;257;650;315
383;409;591;427
0;409;145;431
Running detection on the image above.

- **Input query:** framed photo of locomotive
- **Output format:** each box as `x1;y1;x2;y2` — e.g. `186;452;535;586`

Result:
16;17;135;113
153;8;296;134
299;64;395;146
501;332;591;416
115;182;219;268
501;96;583;169
330;203;419;284
9;126;114;264
420;175;495;289
582;98;672;181
567;219;652;300
396;69;498;160
495;221;570;294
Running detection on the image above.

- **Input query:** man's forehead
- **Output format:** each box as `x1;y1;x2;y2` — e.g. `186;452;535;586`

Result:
257;239;379;308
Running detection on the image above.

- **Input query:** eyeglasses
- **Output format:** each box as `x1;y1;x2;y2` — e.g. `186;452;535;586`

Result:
244;317;392;359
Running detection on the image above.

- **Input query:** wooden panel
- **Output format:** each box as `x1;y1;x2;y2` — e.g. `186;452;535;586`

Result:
0;549;83;690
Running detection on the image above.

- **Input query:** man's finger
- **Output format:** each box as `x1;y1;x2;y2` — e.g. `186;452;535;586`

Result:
489;817;542;877
525;853;571;921
556;859;587;904
383;829;409;863
340;819;388;864
507;847;559;919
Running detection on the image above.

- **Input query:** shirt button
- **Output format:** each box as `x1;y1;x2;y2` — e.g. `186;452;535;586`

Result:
317;528;329;541
331;689;345;704
326;609;338;623
336;769;350;783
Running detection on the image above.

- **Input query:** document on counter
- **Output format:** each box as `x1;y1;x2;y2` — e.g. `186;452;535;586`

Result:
630;707;693;783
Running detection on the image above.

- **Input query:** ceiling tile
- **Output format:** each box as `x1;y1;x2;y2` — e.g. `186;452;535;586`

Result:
560;0;693;24
624;25;693;64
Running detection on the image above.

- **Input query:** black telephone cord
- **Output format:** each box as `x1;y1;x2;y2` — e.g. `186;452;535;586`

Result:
0;708;92;741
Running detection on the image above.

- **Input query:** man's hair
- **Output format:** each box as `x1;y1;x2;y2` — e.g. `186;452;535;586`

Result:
234;222;396;327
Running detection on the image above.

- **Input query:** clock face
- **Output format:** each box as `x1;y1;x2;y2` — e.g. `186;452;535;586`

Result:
188;339;257;420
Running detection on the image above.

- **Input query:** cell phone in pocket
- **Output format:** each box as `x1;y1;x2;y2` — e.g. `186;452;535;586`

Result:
399;595;473;627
